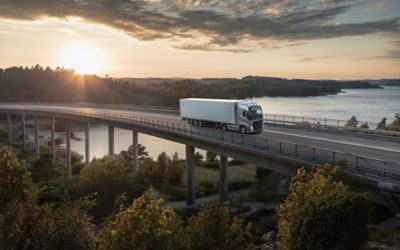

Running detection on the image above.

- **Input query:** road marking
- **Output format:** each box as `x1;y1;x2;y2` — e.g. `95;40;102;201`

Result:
264;129;400;154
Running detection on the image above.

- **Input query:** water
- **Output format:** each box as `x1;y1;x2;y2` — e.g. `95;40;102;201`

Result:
70;86;400;161
253;85;400;123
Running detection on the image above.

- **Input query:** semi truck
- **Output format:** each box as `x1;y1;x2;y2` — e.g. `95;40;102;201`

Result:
179;98;263;134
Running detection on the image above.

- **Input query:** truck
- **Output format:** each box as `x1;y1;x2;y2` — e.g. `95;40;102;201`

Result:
179;98;264;134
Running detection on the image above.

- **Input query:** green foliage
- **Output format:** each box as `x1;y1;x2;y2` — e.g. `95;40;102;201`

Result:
0;66;379;105
185;203;252;250
388;113;400;131
345;115;358;127
70;155;145;221
277;164;372;250
29;197;97;250
29;153;61;195
119;143;150;166
360;122;369;129
206;151;218;163
0;148;96;250
376;117;387;130
194;152;204;166
100;190;185;250
0;147;31;210
137;152;183;186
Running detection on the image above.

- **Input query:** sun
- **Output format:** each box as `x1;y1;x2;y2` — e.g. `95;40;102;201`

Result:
58;43;105;74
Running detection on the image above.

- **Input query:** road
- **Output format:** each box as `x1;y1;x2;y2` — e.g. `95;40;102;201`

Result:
1;104;399;164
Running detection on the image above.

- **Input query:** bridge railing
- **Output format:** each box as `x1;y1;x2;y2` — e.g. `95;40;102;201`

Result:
264;113;400;137
71;108;400;185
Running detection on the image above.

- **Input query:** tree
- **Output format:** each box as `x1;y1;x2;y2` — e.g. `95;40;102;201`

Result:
277;164;372;250
70;155;145;221
30;153;61;195
376;117;387;130
194;152;204;166
0;147;31;210
0;148;96;250
206;151;218;163
119;144;150;166
29;197;97;250
164;155;183;186
345;115;358;127
360;122;369;129
388;113;400;131
185;203;251;250
100;190;185;250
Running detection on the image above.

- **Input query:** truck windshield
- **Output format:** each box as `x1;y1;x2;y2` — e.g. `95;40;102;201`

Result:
248;106;263;120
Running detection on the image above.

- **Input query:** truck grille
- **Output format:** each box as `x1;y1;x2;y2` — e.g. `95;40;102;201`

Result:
253;120;263;131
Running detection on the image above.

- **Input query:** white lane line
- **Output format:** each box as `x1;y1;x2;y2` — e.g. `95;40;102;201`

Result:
263;129;400;153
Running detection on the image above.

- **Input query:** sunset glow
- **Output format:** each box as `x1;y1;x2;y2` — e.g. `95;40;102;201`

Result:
57;43;105;74
0;1;399;79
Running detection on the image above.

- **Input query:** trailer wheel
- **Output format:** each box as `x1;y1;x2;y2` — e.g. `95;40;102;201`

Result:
240;126;246;134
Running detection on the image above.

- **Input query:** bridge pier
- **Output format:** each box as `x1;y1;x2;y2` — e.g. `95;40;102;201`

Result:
132;131;139;171
51;117;56;165
7;114;11;148
108;126;114;157
186;145;195;206
34;116;40;159
219;155;228;202
85;122;90;165
66;120;72;179
21;113;26;152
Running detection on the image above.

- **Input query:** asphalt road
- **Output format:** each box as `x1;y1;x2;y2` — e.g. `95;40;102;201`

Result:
1;104;399;163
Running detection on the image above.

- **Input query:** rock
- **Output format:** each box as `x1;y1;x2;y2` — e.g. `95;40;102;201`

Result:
262;230;276;243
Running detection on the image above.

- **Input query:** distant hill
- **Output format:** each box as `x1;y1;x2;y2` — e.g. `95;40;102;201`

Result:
0;66;382;106
363;79;400;86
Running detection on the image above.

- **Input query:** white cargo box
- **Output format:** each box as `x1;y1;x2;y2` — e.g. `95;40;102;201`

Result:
180;98;241;124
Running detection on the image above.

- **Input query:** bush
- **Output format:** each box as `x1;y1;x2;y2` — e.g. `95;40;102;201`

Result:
388;113;400;131
70;155;145;221
185;203;252;250
100;190;185;250
277;164;372;250
376;117;387;130
345;115;358;127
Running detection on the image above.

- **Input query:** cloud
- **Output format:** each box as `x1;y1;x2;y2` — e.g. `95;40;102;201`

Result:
0;0;399;52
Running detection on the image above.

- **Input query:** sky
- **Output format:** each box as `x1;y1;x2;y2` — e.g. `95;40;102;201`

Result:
0;0;399;79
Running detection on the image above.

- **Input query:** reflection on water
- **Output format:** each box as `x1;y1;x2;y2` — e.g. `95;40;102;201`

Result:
70;125;187;161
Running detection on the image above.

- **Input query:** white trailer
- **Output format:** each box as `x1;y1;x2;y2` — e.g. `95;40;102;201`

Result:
179;98;263;134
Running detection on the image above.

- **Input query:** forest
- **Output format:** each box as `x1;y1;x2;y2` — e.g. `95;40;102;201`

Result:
0;65;380;106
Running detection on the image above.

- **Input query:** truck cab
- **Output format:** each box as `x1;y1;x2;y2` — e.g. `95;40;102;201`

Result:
235;101;264;134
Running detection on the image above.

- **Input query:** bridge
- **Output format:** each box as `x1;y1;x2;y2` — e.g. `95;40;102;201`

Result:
0;103;399;206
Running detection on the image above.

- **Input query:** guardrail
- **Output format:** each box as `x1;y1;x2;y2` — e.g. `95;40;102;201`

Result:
264;113;400;137
43;107;400;186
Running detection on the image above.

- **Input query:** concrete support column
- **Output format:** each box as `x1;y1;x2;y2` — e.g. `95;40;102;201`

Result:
85;122;90;165
108;126;114;157
51;117;56;165
35;116;40;159
66;120;72;179
219;155;229;202
6;114;11;148
21;113;26;152
186;145;195;206
132;131;139;171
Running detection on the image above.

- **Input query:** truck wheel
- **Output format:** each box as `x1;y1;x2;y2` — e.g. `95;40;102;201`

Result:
240;126;246;134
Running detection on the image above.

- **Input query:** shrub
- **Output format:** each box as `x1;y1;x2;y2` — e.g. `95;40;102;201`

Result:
100;190;185;250
345;115;358;127
185;202;252;250
277;165;372;250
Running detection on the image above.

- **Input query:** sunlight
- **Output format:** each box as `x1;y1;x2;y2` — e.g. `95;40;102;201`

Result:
57;43;105;74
